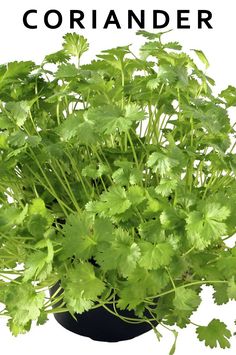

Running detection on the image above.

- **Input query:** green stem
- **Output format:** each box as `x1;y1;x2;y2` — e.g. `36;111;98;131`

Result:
146;280;228;300
53;160;81;212
29;110;40;136
127;131;139;170
65;149;92;199
26;165;72;215
56;102;60;125
165;268;176;289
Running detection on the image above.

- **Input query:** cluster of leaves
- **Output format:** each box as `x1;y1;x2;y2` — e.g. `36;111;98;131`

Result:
0;31;236;353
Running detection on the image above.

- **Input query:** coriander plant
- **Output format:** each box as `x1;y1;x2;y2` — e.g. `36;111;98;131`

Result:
0;31;236;353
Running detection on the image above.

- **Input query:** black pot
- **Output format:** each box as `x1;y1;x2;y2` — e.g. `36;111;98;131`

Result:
49;282;158;342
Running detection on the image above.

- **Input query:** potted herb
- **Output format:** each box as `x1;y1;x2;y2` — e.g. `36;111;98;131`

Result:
0;31;236;353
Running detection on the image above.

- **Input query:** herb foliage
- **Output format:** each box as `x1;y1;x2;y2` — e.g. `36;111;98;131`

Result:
0;31;236;353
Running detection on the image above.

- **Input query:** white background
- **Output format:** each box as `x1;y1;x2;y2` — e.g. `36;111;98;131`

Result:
0;0;236;354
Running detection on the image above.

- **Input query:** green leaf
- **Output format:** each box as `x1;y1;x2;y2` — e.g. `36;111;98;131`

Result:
196;319;231;349
147;151;179;177
138;218;164;243
7;319;31;336
56;113;82;141
160;207;182;230
164;42;182;50
85;104;144;135
126;185;146;206
23;250;52;281
0;205;28;231
192;49;209;68
213;284;229;305
216;255;236;279
27;215;47;238
55;64;79;79
137;29;172;41
93;217;114;242
44;50;70;64
5;101;31;126
186;202;230;250
220;85;236;107
155;178;178;197
5;283;44;328
0;61;34;83
63;33;89;59
95;228;140;277
60;212;96;260
173;288;201;311
138;241;174;270
0;131;9;148
62;262;105;314
29;198;47;216
227;277;236;300
8;131;27;147
117;283;145;311
86;186;131;217
202;202;230;221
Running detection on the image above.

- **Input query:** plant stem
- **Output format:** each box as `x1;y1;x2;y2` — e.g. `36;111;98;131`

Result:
146;280;228;300
127;131;139;169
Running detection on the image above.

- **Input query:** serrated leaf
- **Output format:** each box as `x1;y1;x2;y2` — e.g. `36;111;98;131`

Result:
138;218;164;243
23;250;52;281
155;178;178;197
27;215;47;239
186;203;230;250
44;50;70;64
164;42;182;50
0;61;34;83
95;228;140;277
126;185;146;206
173;288;201;311
63;33;89;59
137;29;172;41
213;284;229;305
0;205;28;230
0;131;9;148
93;217;114;242
5;101;31;126
5;283;44;327
56;112;83;141
192;49;209;68
147;151;179;177
138;241;174;270
196;319;231;349
62;262;105;314
55;63;78;79
160;207;182;230
29;198;47;216
8;131;27;147
227;277;236;300
60;212;96;260
220;85;236;107
85;104;144;135
86;186;131;217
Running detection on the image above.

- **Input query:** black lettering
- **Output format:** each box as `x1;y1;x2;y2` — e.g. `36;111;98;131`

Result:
103;10;121;29
177;10;190;29
198;10;213;29
128;10;145;29
44;10;62;29
70;10;85;29
92;10;97;29
23;9;37;29
153;10;169;29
